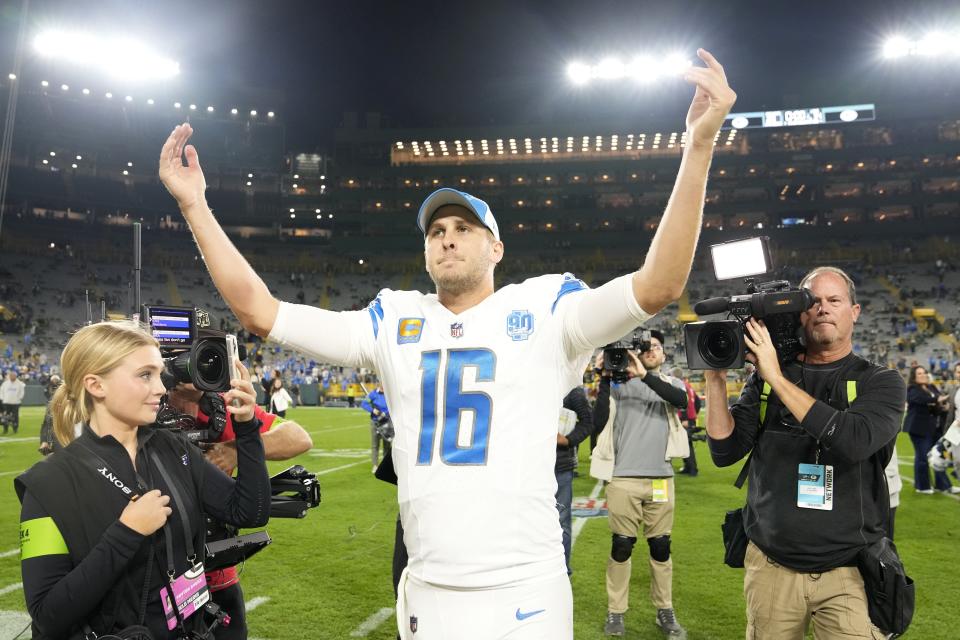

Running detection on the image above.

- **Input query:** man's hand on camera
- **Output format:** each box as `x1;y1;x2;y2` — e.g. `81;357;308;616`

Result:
704;368;727;383
626;350;647;380
594;352;611;378
743;318;783;383
206;441;239;475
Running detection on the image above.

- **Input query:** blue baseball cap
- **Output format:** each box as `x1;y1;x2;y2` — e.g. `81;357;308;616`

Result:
417;188;500;241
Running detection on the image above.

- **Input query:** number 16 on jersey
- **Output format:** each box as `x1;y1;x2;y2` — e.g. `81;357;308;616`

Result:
417;348;496;465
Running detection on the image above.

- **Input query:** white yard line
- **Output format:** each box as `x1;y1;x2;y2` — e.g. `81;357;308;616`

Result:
244;596;271;612
0;549;19;559
0;583;23;597
571;479;605;549
349;607;394;637
0;437;36;444
307;424;368;435
316;461;367;476
897;460;960;501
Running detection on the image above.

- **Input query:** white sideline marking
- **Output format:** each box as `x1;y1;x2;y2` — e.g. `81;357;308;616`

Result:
316;461;366;476
0;470;24;477
350;607;394;637
0;437;35;444
309;448;369;459
897;460;960;501
0;609;32;640
0;549;19;559
308;424;367;435
571;479;605;549
0;583;23;596
245;596;271;612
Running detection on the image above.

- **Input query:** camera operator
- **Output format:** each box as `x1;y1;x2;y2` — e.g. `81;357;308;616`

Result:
704;267;906;639
593;330;690;639
165;382;313;639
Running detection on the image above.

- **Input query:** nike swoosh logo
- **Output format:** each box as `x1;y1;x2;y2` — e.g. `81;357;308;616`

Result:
515;608;546;621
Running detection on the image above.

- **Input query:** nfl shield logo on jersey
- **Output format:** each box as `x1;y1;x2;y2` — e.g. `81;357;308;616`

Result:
409;616;418;633
450;322;464;338
506;310;535;341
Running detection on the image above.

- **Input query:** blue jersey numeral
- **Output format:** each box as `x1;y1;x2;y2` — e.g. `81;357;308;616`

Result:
417;348;496;465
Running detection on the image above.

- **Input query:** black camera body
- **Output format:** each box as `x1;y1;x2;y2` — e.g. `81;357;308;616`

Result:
603;329;652;383
143;305;243;392
684;280;814;370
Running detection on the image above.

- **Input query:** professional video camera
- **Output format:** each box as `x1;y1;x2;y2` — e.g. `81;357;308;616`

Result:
143;305;242;393
684;237;814;370
144;304;321;570
602;329;652;383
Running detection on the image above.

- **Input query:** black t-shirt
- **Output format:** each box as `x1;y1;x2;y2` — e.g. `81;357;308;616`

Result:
708;353;905;572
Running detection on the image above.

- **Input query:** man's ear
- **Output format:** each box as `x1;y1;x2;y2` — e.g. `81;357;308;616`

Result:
83;374;106;400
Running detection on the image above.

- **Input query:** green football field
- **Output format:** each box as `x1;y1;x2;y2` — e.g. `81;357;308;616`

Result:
0;406;954;639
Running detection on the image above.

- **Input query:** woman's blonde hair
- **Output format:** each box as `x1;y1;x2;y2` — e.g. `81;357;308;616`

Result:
50;321;158;446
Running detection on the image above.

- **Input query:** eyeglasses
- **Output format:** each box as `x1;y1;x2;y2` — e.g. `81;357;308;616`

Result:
645;344;664;351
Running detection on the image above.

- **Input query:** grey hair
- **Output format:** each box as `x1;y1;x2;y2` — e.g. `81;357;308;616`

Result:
800;266;857;305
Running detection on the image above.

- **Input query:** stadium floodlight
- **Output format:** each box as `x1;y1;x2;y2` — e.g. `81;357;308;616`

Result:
230;107;238;115
596;57;626;80
124;95;133;102
105;91;113;98
883;35;910;59
206;105;214;112
60;83;68;90
174;101;181;108
32;29;180;80
7;73;15;80
82;87;90;94
188;103;197;110
147;98;154;105
566;61;591;85
568;52;693;86
267;111;275;118
250;109;257;116
916;31;951;57
40;80;49;87
882;31;960;59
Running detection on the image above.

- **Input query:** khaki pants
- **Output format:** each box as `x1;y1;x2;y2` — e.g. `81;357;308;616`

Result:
605;477;674;613
743;542;885;639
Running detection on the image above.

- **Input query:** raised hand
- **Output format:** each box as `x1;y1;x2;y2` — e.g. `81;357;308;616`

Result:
682;49;737;149
119;489;172;536
159;123;207;210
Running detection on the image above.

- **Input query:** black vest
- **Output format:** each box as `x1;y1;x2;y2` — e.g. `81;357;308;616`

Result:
16;427;206;639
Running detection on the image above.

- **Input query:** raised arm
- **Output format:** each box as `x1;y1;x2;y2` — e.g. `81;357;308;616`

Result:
159;123;280;337
632;49;736;314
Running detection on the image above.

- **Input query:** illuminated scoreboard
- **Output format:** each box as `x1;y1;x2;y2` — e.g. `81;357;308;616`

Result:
724;104;876;130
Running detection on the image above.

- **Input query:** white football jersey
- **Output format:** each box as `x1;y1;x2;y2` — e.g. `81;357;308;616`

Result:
269;272;652;588
370;274;590;588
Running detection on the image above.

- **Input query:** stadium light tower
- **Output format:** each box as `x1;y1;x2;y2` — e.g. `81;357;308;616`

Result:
32;29;180;80
882;30;959;60
566;52;692;86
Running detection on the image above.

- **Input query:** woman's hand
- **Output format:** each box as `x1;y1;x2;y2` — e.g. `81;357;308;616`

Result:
119;490;172;536
225;359;257;423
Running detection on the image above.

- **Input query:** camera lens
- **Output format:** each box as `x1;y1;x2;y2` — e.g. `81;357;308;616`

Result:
193;339;228;390
699;325;739;368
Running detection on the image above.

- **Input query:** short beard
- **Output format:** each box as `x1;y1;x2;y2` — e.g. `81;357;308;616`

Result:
427;250;491;297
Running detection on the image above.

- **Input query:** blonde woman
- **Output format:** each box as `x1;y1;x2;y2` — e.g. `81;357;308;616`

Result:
16;321;270;639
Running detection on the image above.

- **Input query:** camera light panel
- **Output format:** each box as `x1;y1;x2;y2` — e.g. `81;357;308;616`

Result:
711;237;771;281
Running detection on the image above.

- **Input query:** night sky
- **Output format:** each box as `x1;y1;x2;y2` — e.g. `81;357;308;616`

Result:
2;0;959;148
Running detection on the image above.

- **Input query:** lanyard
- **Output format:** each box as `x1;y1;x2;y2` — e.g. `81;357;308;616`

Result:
74;437;197;576
150;451;197;576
